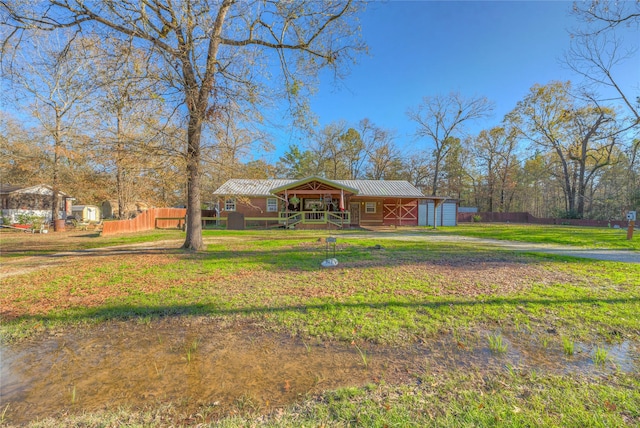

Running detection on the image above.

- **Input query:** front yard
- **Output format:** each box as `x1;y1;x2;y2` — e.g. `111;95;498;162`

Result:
1;226;639;426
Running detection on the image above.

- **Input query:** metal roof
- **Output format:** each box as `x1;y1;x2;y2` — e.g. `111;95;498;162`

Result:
334;180;425;198
212;179;294;197
213;178;436;199
0;184;69;196
72;205;100;210
0;184;23;193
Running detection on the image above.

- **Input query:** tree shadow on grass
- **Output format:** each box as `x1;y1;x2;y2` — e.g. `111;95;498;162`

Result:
9;295;639;326
2;240;554;277
180;242;553;272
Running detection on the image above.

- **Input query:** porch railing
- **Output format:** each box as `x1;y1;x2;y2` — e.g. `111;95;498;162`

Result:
279;212;303;227
327;211;350;227
278;211;350;227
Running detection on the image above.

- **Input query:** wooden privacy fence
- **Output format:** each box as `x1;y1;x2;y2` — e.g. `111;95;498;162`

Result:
101;208;187;236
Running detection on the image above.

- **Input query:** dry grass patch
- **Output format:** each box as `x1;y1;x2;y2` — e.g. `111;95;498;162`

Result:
0;253;181;320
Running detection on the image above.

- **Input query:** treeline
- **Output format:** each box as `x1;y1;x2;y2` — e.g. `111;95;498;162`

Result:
264;82;639;221
3;78;637;221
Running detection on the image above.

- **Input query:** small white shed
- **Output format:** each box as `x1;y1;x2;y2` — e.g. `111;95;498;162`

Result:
418;199;458;227
71;205;101;222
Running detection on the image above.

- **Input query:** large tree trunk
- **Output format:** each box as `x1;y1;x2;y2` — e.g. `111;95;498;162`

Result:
115;111;126;219
576;112;606;218
183;116;204;251
576;138;588;217
431;154;441;196
179;2;230;251
556;149;575;215
487;160;494;212
52;111;61;221
576;172;587;217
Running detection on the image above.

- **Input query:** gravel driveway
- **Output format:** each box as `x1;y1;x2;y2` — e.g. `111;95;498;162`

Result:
441;236;639;263
344;233;640;264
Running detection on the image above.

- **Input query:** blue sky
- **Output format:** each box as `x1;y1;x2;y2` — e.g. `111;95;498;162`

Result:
264;0;639;161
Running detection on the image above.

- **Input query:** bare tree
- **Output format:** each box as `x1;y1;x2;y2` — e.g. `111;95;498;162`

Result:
1;1;364;250
572;1;640;35
568;1;639;216
308;121;349;179
402;153;432;190
568;1;640;123
407;93;494;195
307;118;399;180
566;26;639;123
364;135;402;180
1;30;97;222
358;118;398;180
204;109;271;194
90;39;167;218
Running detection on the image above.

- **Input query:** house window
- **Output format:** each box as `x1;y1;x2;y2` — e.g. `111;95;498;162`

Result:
225;198;236;211
365;202;376;214
267;198;278;212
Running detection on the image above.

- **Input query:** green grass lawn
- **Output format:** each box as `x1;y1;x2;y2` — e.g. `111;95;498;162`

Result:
2;226;639;427
4;233;638;343
434;223;640;250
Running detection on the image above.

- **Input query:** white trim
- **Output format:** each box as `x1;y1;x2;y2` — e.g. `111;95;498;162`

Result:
365;201;376;214
225;198;236;212
266;198;278;212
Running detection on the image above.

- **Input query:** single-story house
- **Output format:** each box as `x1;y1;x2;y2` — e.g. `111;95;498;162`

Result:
212;176;457;229
71;205;101;222
0;184;72;223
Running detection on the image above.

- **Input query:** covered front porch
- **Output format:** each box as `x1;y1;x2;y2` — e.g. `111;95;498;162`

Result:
271;177;358;229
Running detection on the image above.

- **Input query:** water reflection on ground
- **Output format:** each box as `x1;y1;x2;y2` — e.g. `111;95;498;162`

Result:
1;318;637;425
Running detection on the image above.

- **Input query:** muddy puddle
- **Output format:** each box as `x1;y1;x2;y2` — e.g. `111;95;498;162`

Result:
1;318;638;426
